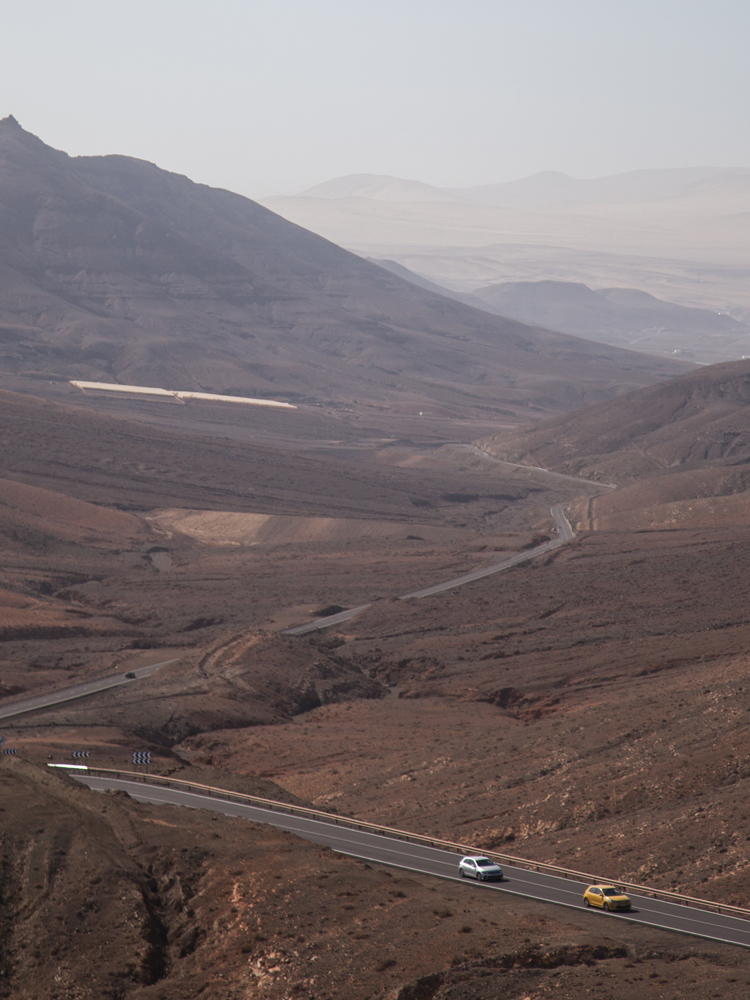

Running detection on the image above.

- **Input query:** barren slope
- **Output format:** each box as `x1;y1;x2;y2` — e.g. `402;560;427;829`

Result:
479;359;750;482
184;522;750;909
5;362;750;996
476;359;750;537
0;386;581;725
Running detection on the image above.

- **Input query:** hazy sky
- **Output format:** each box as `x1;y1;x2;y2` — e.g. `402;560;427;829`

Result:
2;0;749;198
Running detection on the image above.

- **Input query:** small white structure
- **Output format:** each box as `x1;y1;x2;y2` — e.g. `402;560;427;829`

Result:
69;381;297;410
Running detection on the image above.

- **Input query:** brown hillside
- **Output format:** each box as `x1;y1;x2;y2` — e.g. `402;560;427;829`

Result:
188;519;750;916
0;476;147;546
0;384;583;717
478;359;750;484
5;361;750;993
0;387;571;522
591;489;750;531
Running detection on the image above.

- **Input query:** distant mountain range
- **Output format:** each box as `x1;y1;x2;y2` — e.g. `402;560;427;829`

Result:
303;175;462;203
301;167;750;211
0;116;687;423
368;260;750;364
264;168;750;320
469;280;750;362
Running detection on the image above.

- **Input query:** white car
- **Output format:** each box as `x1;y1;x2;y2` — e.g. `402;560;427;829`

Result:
458;855;504;881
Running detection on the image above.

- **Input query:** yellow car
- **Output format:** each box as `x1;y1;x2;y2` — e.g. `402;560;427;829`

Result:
583;885;631;912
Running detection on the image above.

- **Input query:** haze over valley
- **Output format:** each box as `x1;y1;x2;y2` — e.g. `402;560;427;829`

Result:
265;167;750;363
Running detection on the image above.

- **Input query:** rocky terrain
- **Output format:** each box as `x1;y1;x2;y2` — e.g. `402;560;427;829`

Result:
0;386;579;727
189;522;750;897
2;372;750;994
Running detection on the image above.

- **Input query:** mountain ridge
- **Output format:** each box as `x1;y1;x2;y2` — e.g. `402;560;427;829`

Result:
0;116;687;422
262;165;750;316
286;165;750;210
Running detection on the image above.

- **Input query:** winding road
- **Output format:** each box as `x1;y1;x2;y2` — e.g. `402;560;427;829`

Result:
6;450;749;950
286;450;616;634
463;445;616;490
285;502;577;634
71;772;750;950
397;502;573;600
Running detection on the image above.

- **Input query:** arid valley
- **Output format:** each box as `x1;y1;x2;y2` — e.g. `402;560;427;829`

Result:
2;111;750;1000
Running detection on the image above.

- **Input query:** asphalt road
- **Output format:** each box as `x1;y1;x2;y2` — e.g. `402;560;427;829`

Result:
0;659;176;721
0;495;579;701
398;503;573;600
285;504;575;633
286;455;614;633
73;773;750;950
284;604;372;636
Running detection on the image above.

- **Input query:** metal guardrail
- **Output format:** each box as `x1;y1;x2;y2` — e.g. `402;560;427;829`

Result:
75;766;750;922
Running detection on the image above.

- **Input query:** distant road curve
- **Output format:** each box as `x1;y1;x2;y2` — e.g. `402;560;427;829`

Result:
70;771;750;951
1;460;606;712
0;659;176;721
463;444;617;490
397;502;573;601
285;457;611;635
285;503;574;633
